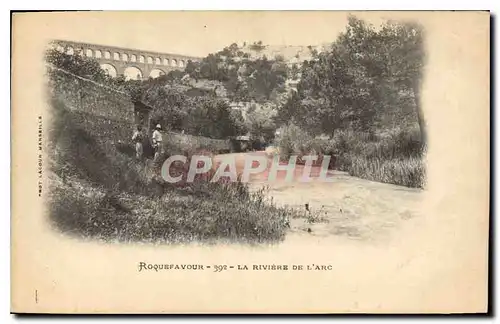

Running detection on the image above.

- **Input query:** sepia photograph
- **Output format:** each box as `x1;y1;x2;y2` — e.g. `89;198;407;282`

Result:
45;15;425;245
11;11;489;314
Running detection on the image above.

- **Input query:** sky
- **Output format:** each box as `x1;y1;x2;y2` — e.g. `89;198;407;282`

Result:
18;11;393;57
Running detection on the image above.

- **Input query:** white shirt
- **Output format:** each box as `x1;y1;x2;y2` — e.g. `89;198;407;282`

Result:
152;129;163;145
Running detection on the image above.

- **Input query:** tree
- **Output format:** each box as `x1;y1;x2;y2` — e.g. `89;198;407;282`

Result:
244;102;277;141
277;90;301;126
229;109;248;135
142;82;241;138
145;85;187;131
185;60;198;76
378;20;426;143
185;97;239;138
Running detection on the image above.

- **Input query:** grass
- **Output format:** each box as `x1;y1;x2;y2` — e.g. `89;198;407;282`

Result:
48;96;292;244
344;155;425;189
49;177;291;244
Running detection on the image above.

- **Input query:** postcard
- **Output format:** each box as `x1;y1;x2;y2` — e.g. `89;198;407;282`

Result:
11;11;490;314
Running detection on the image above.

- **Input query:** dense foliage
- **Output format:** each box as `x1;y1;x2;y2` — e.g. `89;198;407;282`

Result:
277;16;426;143
184;43;289;103
272;16;426;188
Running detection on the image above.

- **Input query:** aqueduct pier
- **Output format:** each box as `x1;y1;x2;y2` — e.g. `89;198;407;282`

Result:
51;40;202;80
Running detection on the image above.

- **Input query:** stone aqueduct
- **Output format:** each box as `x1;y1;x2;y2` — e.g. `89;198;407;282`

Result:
52;40;202;80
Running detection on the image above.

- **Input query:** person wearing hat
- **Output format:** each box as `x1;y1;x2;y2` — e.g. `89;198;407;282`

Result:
152;124;163;160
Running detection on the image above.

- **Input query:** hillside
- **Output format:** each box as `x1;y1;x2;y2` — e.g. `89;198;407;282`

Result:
235;42;331;65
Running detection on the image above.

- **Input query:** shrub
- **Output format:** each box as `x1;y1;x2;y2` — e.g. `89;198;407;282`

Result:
275;122;314;159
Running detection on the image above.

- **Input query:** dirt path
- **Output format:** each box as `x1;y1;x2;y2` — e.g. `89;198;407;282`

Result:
215;151;423;244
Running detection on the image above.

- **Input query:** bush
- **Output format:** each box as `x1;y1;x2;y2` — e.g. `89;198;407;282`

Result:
275;122;314;160
275;123;336;168
274;123;425;188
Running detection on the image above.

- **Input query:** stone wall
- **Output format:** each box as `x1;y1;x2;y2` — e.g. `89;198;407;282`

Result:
48;66;230;152
49;67;135;123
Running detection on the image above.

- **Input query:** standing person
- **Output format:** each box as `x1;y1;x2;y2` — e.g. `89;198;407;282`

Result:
132;125;144;160
152;124;163;161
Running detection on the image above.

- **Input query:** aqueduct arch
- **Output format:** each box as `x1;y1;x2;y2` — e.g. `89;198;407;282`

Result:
124;66;143;81
100;63;117;78
52;40;201;80
149;68;166;79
